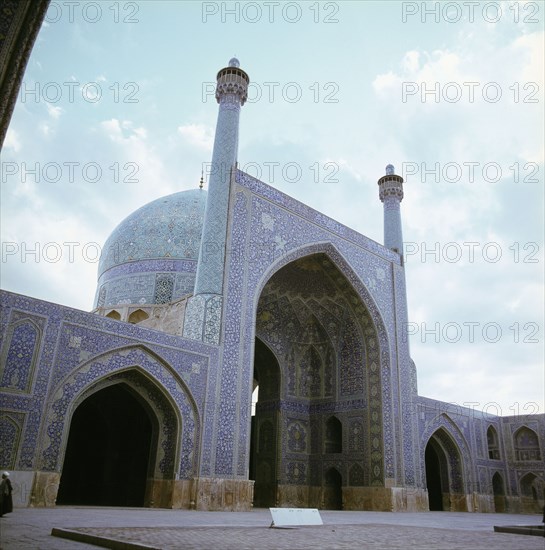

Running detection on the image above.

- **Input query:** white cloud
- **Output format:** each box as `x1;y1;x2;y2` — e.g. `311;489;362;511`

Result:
39;122;51;137
46;103;63;119
372;70;399;95
4;128;21;152
177;123;214;151
402;50;420;73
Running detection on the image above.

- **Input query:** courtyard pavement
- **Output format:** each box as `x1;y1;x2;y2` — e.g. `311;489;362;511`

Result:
0;507;543;550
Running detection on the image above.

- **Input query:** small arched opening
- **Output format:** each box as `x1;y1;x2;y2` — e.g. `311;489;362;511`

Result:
323;467;342;510
325;416;342;454
520;472;545;513
486;426;500;460
492;472;506;513
106;310;121;320
514;427;541;461
128;309;149;324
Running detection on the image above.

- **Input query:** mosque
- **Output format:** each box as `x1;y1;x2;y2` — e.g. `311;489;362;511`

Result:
1;57;544;514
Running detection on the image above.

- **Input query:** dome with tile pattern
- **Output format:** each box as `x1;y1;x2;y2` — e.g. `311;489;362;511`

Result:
98;189;207;277
94;189;207;309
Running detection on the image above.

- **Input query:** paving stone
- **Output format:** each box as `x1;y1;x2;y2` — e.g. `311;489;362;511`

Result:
0;507;543;550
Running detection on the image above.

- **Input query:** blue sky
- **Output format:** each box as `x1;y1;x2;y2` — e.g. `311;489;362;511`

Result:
2;1;544;414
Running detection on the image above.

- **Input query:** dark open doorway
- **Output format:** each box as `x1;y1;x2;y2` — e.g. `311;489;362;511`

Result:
492;472;506;512
323;467;343;510
57;383;152;506
425;442;444;511
250;338;280;508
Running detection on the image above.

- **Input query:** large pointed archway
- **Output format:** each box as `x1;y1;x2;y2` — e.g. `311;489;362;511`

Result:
252;252;387;509
57;383;153;506
424;428;467;512
39;346;202;509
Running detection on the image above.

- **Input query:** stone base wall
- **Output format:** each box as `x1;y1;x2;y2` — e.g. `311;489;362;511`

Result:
277;485;430;511
30;471;60;507
145;479;196;509
171;480;194;509
147;478;170;507
343;487;429;511
21;472;544;513
5;470;37;507
276;484;309;507
448;492;470;512
193;478;254;511
472;493;495;513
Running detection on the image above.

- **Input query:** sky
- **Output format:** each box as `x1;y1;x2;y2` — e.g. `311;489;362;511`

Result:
1;0;544;415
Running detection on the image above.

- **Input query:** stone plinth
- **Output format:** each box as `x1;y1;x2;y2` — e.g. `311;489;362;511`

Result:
4;470;36;507
30;471;61;507
277;485;430;511
193;478;254;511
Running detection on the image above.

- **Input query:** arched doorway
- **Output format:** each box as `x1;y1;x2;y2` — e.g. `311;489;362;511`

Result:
520;472;545;513
424;428;466;512
57;383;153;506
323;467;342;510
252;252;386;508
250;338;280;507
425;441;445;510
325;417;342;454
492;472;506;512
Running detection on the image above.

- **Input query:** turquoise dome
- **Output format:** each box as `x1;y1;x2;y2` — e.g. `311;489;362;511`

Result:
98;189;207;278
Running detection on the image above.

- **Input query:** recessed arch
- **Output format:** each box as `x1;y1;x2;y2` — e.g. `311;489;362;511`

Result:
0;317;42;392
41;345;200;487
253;243;388;338
421;414;473;507
486;425;500;460
65;368;179;481
513;426;541;461
56;382;154;506
424;427;467;512
519;472;545;513
128;309;149;324
250;249;390;508
492;471;505;512
106;310;121;320
0;415;21;469
325;416;343;454
323;467;342;510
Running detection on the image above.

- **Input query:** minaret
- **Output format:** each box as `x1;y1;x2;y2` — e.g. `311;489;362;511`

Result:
193;58;249;296
378;164;404;259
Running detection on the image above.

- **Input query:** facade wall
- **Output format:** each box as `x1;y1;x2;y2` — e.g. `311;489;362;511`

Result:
198;170;424;510
417;397;545;513
1;170;544;513
0;290;217;509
